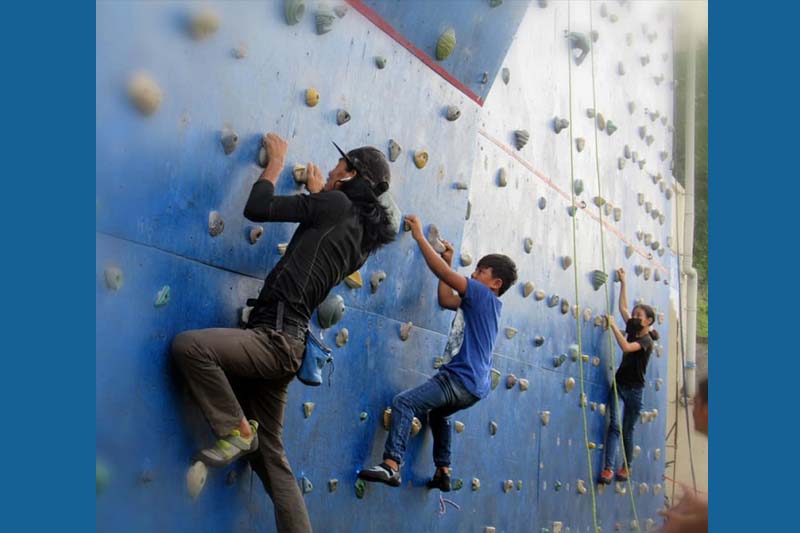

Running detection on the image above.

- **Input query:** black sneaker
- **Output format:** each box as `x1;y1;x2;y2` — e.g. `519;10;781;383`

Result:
357;463;402;487
426;471;451;492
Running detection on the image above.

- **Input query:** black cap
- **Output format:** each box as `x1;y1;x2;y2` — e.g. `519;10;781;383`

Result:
332;141;391;195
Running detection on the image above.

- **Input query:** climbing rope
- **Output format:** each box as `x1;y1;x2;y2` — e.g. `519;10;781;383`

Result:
585;0;641;528
565;2;600;532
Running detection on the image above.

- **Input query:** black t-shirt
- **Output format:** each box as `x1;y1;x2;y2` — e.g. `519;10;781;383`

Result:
614;331;654;388
242;180;369;328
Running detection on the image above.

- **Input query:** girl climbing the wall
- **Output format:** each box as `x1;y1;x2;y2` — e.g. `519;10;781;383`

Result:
598;267;659;485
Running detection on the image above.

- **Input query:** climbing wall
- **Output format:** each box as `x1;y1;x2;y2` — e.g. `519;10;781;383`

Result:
96;1;676;532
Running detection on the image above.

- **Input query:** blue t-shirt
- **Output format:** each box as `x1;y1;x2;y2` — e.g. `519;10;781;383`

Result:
442;278;502;399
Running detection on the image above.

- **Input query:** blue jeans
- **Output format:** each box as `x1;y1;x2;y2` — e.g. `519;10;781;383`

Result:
384;370;479;467
603;385;643;470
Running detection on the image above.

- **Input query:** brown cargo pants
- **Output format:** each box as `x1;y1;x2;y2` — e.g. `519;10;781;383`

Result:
171;326;312;533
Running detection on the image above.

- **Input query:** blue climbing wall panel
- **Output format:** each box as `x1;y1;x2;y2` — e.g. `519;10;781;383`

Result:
97;1;677;531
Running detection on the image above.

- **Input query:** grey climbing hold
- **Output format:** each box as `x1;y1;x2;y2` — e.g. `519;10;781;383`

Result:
489;421;498;436
636;230;644;241
576;138;586;152
586;108;596;118
643;267;651;280
317;294;345;328
334;4;348;17
591;270;608;290
370;271;386;293
453;181;468;190
613;207;622;222
564;377;576;392
561;256;573;270
560;299;570;315
427;224;446;253
284;0;305;25
221;130;239;155
644;233;653;245
104;267;123;290
446;105;461;121
634;265;643;277
645;201;652;213
568;344;580;362
583;308;592;322
534;336;545;347
547;294;559;308
606;121;617;135
567;32;591;66
604;202;613;216
618;158;626;170
154;285;170;307
641;54;650;66
514;130;529;150
553;117;570;134
375;56;387;69
534;289;546;301
497;167;508;187
315;6;335;35
519;379;529;391
651;241;660;251
502;67;510;85
490;368;502;390
666;188;673;200
553;353;567;367
303;402;315;418
596;113;606;131
436;28;456;60
624;145;631;159
645;134;654;146
638;125;647;140
659;213;666;225
538;197;547;210
618;62;625;76
399;321;412;341
637;193;645;206
300;477;313;494
506;374;518;389
189;9;220;40
567;205;577;217
257;146;270;167
480;71;489;84
461;253;473;266
524;237;534;253
335;328;349;347
573;180;584;195
186;461;208;500
336;109;351;126
505;327;518;339
128;72;162;116
632;151;639;162
523;281;534;298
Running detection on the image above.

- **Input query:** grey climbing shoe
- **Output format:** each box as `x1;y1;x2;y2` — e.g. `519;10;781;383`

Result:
357;463;401;487
196;420;259;468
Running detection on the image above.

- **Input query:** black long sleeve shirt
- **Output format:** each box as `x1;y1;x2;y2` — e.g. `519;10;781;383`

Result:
243;180;368;329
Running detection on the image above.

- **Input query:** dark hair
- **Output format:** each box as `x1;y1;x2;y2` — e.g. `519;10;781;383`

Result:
698;376;708;404
477;254;518;296
633;304;660;340
338;177;395;254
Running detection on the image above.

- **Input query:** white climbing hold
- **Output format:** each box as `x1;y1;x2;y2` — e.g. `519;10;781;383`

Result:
335;328;349;347
186;461;208;500
277;243;288;255
128;72;163;116
505;327;518;339
523;281;535;298
540;411;551;426
399;321;412;341
370;271;386;293
564;377;576;393
249;226;264;244
461;253;473;267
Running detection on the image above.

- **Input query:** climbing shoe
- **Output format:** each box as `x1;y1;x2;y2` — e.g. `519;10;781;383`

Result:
196;420;259;468
426;471;451;492
357;463;402;487
598;468;614;485
616;466;629;482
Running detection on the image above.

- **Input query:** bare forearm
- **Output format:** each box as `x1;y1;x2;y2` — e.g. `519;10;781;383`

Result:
438;278;454;305
258;158;285;185
415;235;451;280
618;281;628;316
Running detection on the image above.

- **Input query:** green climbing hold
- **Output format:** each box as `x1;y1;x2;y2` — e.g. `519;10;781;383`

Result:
453;478;464;491
355;478;367;499
591;270;608;290
436;28;456;60
490;368;501;390
285;0;305;26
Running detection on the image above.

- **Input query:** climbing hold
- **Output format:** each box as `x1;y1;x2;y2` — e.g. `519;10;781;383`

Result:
355;478;366;499
638;125;648;140
497;167;508;187
654;483;663;496
506;374;518;388
472;478;481;491
560;299;570;315
381;141;400;165
436;28;456;60
490;0;503;7
375;56;387;69
285;0;305;25
586;108;596;119
410;417;422;436
567;32;591;66
573;180;584;195
534;289;546;301
489;421;498;436
659;213;666;225
240;306;253;326
633;265;643;277
359;412;368;421
576;479;587;495
638;482;648;495
104;267;123;291
624;145;632;159
568;344;580;362
651;241;660;251
189;9;219;40
604;202;613;216
505;327;518;339
655;448;662;460
596;113;606;131
427;224;446;253
615;482;627;495
503;479;514;493
335;328;349;347
292;164;308;184
630;520;639;531
382;407;392;430
154;285;170;307
599;403;606;416
328;478;339;492
490;368;502;390
278;243;288;255
453;181;468;190
632;151;639;163
547;294;559;308
502;67;510;85
453;478;464;490
591;270;608;290
455;421;465;433
583;308;593;322
246;225;264;245
221;130;239;155
186;461;208;499
344;271;363;289
637;193;645;206
643;267;652;280
524;237;534;253
317;294;345;328
636;230;644;241
564;377;576;392
514;130;530;150
414;150;429;169
315;6;336;35
534;336;545;347
370;271;386;293
303;402;315;418
553;117;570;134
540;411;551;426
645;134;654;146
336;109;351;126
576;137;586;152
128;72;162;116
519;379;529;391
618;62;625;76
567;206;577;218
580;392;588;407
461;253;473;267
618;158;626;170
638;159;646;170
606;121;617;135
553;354;567;368
334;4;348;17
446;105;461;121
613;207;622;222
659;150;669;162
633;445;641;458
645;201;652;213
517;281;533;298
561;256;573;270
305;88;320;108
590;402;597;411
480;71;489;84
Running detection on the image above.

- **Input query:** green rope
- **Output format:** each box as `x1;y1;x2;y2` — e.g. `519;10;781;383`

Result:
566;2;600;532
587;1;641;529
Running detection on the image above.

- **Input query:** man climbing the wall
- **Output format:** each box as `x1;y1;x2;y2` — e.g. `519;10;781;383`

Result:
171;133;396;532
358;216;517;491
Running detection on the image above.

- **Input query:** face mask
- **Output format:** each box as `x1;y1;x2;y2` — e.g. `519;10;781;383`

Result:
625;318;642;335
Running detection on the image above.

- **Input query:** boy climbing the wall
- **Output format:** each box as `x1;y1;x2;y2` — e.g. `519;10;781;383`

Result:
358;214;517;491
